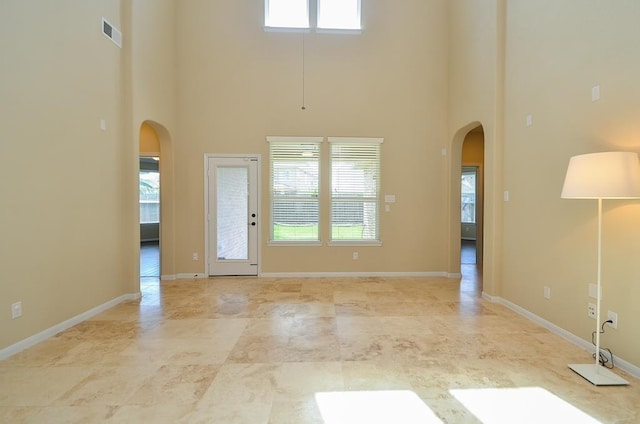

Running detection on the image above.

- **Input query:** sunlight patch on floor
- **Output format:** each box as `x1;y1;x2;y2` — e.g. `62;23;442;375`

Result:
450;387;601;424
315;390;443;424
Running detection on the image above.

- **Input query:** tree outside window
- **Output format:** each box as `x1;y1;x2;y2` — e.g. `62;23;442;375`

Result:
140;170;159;224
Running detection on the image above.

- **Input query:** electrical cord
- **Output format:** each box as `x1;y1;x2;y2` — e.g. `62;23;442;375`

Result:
592;320;615;369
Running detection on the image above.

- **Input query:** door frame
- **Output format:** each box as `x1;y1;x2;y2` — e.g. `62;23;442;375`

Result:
204;153;262;277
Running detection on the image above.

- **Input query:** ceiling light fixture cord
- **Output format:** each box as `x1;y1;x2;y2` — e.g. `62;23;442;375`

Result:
301;33;306;110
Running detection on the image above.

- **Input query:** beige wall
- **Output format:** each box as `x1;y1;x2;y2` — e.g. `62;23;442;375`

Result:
502;0;640;366
139;122;160;154
131;0;177;278
175;0;451;274
0;0;136;348
462;129;485;165
2;0;639;371
447;0;505;292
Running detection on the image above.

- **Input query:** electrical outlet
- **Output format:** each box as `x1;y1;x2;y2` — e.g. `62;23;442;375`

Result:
587;303;596;319
352;252;359;260
11;301;22;319
607;311;618;329
192;252;199;261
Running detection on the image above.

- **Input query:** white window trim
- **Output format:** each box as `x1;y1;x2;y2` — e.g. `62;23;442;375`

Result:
327;137;383;144
268;240;323;247
328;240;383;247
268;136;324;245
267;136;324;144
328;136;383;245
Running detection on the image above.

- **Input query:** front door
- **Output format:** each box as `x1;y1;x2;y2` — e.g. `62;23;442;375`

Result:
207;156;259;276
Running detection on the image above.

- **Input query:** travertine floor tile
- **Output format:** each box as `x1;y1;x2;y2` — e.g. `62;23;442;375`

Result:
1;274;638;423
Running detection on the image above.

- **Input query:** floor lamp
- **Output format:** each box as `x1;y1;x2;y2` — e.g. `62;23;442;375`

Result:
561;151;640;386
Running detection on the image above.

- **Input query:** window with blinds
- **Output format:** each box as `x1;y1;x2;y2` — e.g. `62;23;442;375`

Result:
329;137;382;242
268;137;322;242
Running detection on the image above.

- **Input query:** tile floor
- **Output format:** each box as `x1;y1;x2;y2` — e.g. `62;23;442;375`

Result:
140;242;160;278
1;269;639;423
460;240;476;265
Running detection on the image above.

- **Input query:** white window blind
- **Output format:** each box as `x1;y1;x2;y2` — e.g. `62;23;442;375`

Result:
268;137;322;242
329;137;382;242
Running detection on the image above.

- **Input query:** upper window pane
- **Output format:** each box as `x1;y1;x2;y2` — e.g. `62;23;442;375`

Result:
318;0;361;30
265;0;309;29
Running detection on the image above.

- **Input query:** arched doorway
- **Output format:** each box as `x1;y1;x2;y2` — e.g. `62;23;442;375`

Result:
138;120;175;284
449;122;485;293
461;126;484;266
139;124;160;280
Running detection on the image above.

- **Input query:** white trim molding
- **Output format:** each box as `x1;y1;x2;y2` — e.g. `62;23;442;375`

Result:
176;273;208;280
266;136;324;143
0;293;140;361
327;137;384;144
483;294;640;380
260;271;452;278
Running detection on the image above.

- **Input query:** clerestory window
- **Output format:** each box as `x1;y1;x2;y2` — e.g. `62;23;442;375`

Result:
265;0;361;31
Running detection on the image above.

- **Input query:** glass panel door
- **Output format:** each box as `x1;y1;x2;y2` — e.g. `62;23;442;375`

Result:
208;156;259;276
217;166;248;260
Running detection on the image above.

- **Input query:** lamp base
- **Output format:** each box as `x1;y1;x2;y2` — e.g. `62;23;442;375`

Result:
569;364;629;386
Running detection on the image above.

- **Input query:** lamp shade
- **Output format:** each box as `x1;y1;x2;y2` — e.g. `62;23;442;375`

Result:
561;151;640;199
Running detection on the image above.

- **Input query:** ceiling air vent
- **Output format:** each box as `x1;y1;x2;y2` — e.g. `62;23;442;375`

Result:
102;17;122;48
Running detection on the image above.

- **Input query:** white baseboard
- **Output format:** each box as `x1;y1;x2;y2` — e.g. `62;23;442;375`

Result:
0;292;140;361
167;271;458;280
175;273;208;279
163;274;207;280
484;294;640;380
259;271;451;278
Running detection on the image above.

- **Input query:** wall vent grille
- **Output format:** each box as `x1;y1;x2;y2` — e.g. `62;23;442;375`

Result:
102;17;122;48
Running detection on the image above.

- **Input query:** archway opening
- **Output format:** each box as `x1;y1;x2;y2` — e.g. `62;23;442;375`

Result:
138;120;174;286
139;123;160;281
461;126;484;267
450;122;485;295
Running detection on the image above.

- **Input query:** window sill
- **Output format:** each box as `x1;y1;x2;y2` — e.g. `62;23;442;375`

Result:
328;240;382;247
264;26;311;34
268;241;323;247
263;27;361;35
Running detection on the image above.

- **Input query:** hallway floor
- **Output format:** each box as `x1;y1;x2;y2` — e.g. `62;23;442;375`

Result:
140;242;160;278
1;273;638;423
